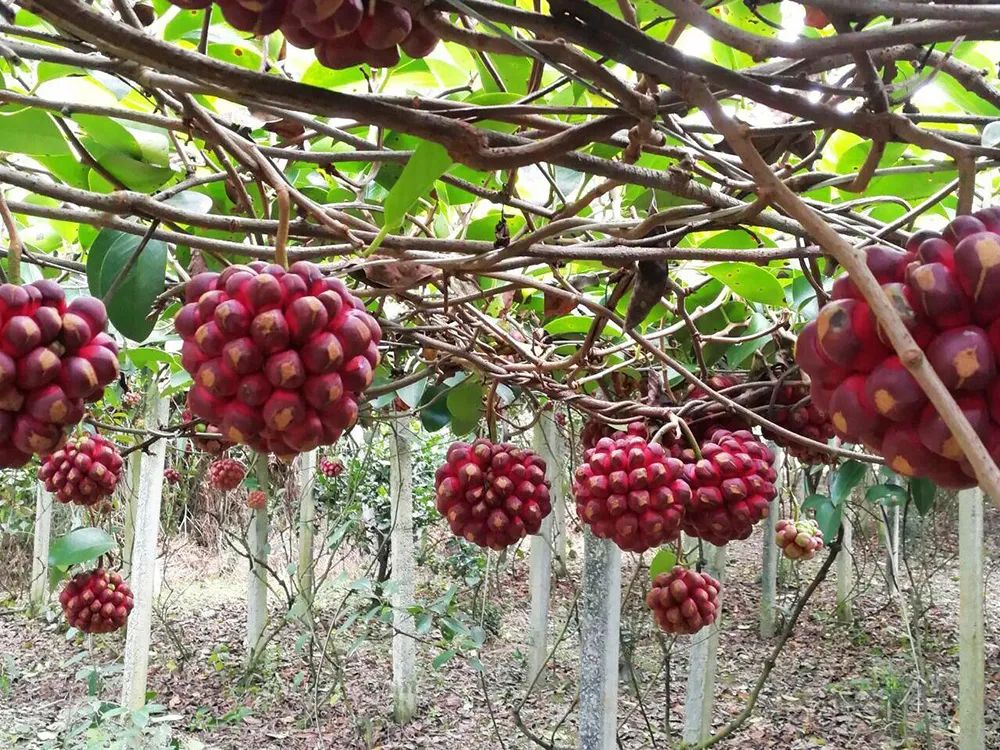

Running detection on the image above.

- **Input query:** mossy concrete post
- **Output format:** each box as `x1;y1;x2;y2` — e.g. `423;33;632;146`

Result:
121;388;169;710
295;449;317;621
958;488;985;750
760;446;785;638
246;455;271;668
836;511;854;625
578;530;621;750
528;410;557;684
28;484;53;617
683;542;727;744
390;419;417;723
120;450;141;579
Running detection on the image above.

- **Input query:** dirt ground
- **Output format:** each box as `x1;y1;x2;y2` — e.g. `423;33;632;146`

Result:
1;503;999;750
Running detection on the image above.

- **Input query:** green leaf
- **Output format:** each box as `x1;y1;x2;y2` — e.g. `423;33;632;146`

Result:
704;262;785;306
814;500;843;543
126;347;179;371
910;477;937;516
648;548;677;580
865;483;906;507
86;229;168;342
800;493;830;513
446;377;484;436
418;384;451;432
0;107;69;156
383;140;451;229
432;649;457;670
831;460;867;505
49;528;116;568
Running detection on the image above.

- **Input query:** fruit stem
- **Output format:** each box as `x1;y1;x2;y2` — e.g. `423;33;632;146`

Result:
364;225;390;259
676;416;703;460
485;381;498;442
274;181;290;270
0;187;23;285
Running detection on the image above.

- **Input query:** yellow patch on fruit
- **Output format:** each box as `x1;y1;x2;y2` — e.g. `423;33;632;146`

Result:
953;346;982;380
48;400;67;421
272;407;294;431
832;411;848;434
199;369;216;388
912;266;937;291
890;455;915;476
873;389;897;416
942;436;961;459
279;361;297;385
227;426;246;442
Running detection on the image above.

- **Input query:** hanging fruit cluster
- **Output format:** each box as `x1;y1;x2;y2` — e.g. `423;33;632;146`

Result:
247;489;267;509
39;434;124;508
775;518;824;561
646;566;721;635
796;208;1000;489
764;382;836;465
672;429;779;547
572;423;689;553
183;409;233;455
574;425;778;552
167;0;439;70
176;261;381;458
319;456;343;478
208;457;246;490
0;282;118;468
434;438;552;550
59;568;135;634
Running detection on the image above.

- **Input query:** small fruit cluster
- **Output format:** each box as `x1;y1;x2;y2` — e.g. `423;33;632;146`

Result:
0;282;118;468
167;0;439;70
39;434;124;508
671;429;779;547
247;489;267;509
646;566;721;635
164;467;182;484
797;208;1000;489
59;568;134;634
573;424;689;553
320;456;343;478
434;438;552;550
208;457;246;490
765;383;836;465
122;391;142;409
176;261;381;458
775;518;824;561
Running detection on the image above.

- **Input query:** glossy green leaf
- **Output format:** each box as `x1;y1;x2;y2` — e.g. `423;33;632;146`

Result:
865;483;907;507
446;377;484;436
383;140;451;229
0;107;68;156
49;527;116;568
86;229;168;342
910;477;937;516
831;460;868;505
648;548;677;580
704;262;785;306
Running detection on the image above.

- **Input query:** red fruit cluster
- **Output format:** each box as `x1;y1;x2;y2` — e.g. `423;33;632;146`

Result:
573;427;689;553
775;518;824;561
672;429;778;547
796;209;1000;489
176;261;381;458
320;456;343;478
208;457;246;491
646;566;721;635
164;467;182;484
122;391;142;408
766;383;836;465
59;569;134;634
39;434;123;507
434;439;551;550
247;489;267;509
168;0;439;70
0;282;118;468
